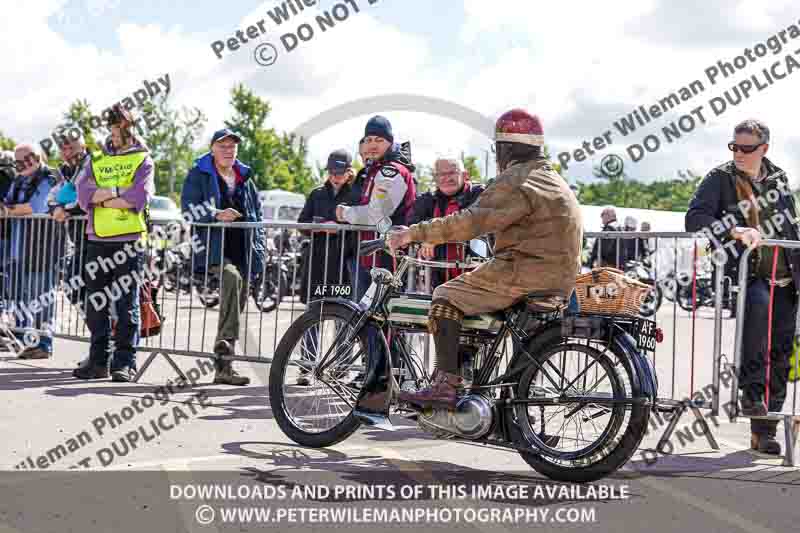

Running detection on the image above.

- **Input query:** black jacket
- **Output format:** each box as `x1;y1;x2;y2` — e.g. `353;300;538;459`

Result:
588;222;625;268
685;158;800;290
297;181;356;302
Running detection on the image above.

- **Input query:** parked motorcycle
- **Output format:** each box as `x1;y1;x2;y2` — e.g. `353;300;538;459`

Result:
624;259;662;317
194;255;288;313
675;269;715;312
157;242;193;294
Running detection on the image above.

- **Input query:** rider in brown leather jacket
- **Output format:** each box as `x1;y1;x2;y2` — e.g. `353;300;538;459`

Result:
388;109;583;407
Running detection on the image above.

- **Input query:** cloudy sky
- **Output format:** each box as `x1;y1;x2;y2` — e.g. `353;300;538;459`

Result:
2;0;800;187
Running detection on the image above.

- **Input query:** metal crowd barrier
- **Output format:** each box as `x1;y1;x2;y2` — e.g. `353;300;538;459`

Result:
584;231;725;454
3;215;751;459
730;239;800;466
131;220;387;381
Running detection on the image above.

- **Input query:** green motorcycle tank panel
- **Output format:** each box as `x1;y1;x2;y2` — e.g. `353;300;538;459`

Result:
386;296;502;331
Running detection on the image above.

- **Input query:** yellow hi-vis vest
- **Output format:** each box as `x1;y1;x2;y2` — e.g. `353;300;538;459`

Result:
92;151;148;238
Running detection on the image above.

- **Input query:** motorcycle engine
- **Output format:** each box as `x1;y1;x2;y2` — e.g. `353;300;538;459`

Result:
417;394;494;440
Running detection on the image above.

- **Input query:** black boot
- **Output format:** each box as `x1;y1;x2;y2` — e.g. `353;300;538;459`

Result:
430;313;463;375
73;363;109;380
740;387;767;417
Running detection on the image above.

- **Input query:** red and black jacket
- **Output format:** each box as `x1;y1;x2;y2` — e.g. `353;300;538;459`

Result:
350;145;417;270
409;181;485;283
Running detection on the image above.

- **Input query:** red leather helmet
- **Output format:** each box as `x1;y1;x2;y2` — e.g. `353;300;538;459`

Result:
494;109;544;147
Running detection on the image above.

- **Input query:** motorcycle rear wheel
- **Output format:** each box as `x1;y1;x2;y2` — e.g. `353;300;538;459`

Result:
506;331;649;483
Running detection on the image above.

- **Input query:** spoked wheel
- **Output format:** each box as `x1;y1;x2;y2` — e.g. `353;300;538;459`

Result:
269;303;373;448
253;272;284;313
507;341;649;483
197;288;220;308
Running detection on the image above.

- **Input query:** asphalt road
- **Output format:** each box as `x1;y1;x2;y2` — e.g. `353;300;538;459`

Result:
1;294;798;533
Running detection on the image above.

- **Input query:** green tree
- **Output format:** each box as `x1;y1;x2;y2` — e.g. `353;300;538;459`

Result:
577;170;702;211
62;99;103;153
415;163;434;194
140;93;207;195
224;84;315;194
544;145;564;176
0;131;15;151
461;154;482;182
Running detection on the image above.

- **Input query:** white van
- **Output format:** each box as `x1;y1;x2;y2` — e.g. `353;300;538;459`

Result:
259;189;306;223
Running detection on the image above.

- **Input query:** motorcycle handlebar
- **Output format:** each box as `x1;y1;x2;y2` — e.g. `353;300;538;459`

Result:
359;238;387;257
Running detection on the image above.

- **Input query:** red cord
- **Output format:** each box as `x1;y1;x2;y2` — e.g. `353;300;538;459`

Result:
690;242;697;395
766;247;779;409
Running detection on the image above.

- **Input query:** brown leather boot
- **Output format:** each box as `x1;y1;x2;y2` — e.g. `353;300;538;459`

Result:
398;369;464;408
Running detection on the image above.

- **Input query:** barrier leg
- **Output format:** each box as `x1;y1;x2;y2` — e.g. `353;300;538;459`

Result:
657;400;719;453
782;415;799;467
132;351;159;382
132;351;189;384
690;404;719;450
657;406;683;453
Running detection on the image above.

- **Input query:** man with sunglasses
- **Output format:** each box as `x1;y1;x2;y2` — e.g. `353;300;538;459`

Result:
2;144;60;359
686;119;800;455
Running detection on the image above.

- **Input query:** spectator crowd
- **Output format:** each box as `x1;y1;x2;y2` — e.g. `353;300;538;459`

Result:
2;108;795;459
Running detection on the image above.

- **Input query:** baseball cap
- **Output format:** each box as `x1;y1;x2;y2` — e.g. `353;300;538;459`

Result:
327;149;352;175
210;128;243;146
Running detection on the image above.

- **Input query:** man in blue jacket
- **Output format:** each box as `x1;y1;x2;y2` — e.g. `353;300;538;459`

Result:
181;129;266;386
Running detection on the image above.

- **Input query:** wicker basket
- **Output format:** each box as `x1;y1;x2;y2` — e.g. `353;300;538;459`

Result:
574;267;651;317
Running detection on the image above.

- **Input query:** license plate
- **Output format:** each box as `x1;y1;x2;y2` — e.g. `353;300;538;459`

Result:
312;284;352;298
633;319;658;353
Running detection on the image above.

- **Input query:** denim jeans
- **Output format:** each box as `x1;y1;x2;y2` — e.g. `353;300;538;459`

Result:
85;242;143;371
11;267;55;353
347;256;373;303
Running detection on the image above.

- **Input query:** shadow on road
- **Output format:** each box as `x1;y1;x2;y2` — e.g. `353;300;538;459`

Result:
218;440;642;508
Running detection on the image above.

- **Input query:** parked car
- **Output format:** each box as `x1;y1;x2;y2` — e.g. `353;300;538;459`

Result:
149;195;183;225
259;189;305;225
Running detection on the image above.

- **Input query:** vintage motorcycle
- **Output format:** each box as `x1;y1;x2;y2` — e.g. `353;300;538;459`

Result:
269;222;659;483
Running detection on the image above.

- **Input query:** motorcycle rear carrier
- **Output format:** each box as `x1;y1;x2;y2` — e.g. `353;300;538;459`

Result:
561;314;608;340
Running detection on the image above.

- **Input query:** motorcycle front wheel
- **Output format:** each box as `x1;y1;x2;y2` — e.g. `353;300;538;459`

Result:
269;302;373;448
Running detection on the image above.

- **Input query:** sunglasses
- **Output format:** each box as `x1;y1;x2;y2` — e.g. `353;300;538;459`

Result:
14;156;37;171
728;142;764;154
